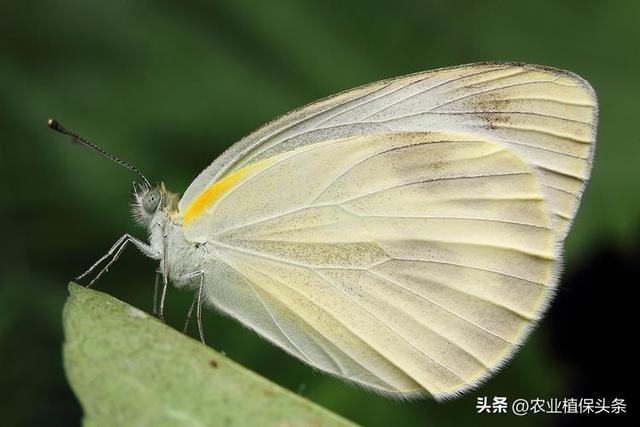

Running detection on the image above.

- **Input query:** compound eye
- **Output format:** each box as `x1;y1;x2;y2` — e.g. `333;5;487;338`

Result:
142;189;161;214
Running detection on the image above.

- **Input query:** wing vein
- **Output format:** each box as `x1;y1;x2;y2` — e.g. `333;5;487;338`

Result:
250;84;392;150
337;172;532;204
500;96;594;107
211;138;345;212
419;110;593;126
311;267;467;383
370;270;532;323
359;67;520;120
367;270;517;344
214;194;545;238
493;137;589;159
234;266;314;364
338;205;549;230
216;249;419;390
309;139;490;204
217;255;357;378
490;123;591;144
373;257;548;287
426;80;581;113
312;80;427;128
533;164;585;181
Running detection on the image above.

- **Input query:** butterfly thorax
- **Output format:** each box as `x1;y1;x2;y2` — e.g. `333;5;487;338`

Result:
132;182;206;289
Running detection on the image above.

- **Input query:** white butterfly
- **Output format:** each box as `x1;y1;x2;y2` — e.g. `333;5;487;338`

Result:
51;62;597;400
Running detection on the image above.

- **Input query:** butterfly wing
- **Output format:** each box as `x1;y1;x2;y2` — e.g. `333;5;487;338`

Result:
180;62;597;239
182;131;557;398
179;63;597;398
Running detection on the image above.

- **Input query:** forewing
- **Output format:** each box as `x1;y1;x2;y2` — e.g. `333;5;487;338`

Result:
187;132;557;398
180;62;597;239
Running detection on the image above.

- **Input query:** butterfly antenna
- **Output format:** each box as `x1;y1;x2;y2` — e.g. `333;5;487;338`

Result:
47;118;151;188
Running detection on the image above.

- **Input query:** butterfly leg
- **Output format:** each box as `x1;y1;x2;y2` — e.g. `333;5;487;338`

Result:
196;273;205;344
158;232;169;322
182;294;197;334
180;270;206;343
152;269;161;316
75;234;127;282
76;234;158;288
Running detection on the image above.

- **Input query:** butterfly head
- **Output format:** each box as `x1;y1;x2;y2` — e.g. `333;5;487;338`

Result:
130;182;179;226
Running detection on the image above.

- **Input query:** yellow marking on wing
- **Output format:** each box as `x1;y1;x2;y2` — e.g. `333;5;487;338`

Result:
183;158;273;225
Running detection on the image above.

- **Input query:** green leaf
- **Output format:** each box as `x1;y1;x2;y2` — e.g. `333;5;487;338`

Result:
63;283;357;427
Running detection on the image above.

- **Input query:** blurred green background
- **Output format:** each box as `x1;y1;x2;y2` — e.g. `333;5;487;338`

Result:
1;0;637;425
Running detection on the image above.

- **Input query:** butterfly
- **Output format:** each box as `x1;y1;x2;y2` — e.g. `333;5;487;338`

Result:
50;62;597;400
